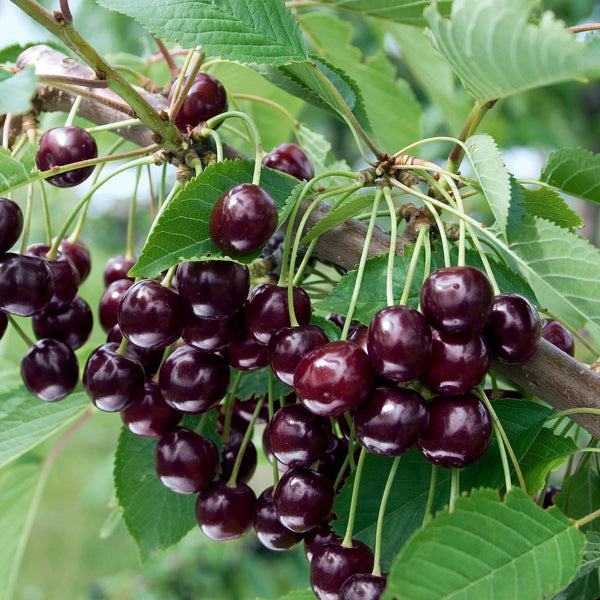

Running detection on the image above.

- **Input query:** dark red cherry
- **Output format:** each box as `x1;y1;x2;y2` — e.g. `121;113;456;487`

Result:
310;541;374;600
225;329;269;370
0;197;23;254
195;481;255;540
354;386;429;456
117;279;184;350
219;432;257;484
176;260;250;319
254;486;303;551
168;73;228;133
418;394;493;468
268;325;329;386
367;306;432;381
103;255;136;287
106;324;164;378
232;394;272;424
273;467;335;533
317;435;350;488
420;266;494;333
56;238;91;282
484;293;541;363
32;296;93;350
267;403;330;468
36;126;97;187
0;253;54;316
541;319;575;357
348;324;369;354
99;279;133;332
304;522;343;563
155;426;219;494
82;342;145;412
158;345;230;414
20;338;78;402
295;341;374;417
245;284;312;346
121;381;182;438
209;183;278;256
262;143;314;181
182;310;242;353
339;573;387;600
419;329;490;396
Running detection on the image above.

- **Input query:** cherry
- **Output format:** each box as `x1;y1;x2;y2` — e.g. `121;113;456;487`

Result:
310;541;374;600
106;324;164;378
294;341;374;417
0;312;7;341
32;296;93;350
209;183;278;256
98;278;133;332
348;324;369;354
245;284;312;346
158;346;230;414
419;329;490;396
253;486;303;551
304;522;343;562
225;329;269;370
0;253;54;316
339;573;387;600
420;266;494;333
154;426;219;494
195;481;256;540
541;319;575;356
82;342;145;412
273;467;335;533
0;197;23;254
182;310;242;353
484;293;541;363
56;238;91;283
168;73;228;133
267;403;330;468
262;143;314;181
317;435;350;488
36;126;97;187
117;279;184;350
232;394;273;424
268;325;329;386
103;255;136;287
20;338;79;402
353;386;429;456
176;260;249;320
367;306;432;382
417;393;492;468
121;381;182;438
219;432;257;484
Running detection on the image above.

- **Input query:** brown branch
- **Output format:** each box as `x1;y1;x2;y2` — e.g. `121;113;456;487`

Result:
12;45;600;437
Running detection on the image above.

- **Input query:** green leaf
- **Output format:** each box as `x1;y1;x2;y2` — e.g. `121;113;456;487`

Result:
96;0;308;65
519;186;583;230
113;427;197;560
382;488;585;600
130;160;301;278
553;532;600;599
519;429;578;495
234;369;291;402
0;67;36;115
314;0;451;25
425;0;600;103
540;147;600;204
554;469;600;531
0;458;42;600
0;147;35;195
464;134;511;238
0;372;89;469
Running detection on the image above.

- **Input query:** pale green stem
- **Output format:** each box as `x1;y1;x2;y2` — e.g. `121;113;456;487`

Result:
577;507;600;528
382;186;397;307
495;421;512;493
399;225;428;307
220;370;244;444
232;93;298;128
64;94;83;126
267;371;280;488
449;468;460;513
342;446;367;547
86;118;141;133
19;183;35;254
422;465;438;525
200;128;224;163
37;181;52;245
126;166;141;259
8;314;34;347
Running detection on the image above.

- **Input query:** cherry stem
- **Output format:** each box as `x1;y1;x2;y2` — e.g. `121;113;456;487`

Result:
86;118;141;134
342;445;367;548
8;315;34;347
547;408;600;421
37;181;52;245
169;47;204;124
267;371;279;488
449;468;460;513
220;370;244;444
227;394;265;487
58;0;73;23
153;35;179;77
577;506;600;528
495;420;512;493
2;113;12;149
382;185;397;307
143;178;185;249
538;307;598;357
199;128;224;163
232;94;298;128
372;456;400;577
399;224;428;307
422;224;432;285
567;22;600;34
126;166;141;259
340;189;383;340
117;335;128;357
333;452;351;492
19;183;35;254
422;464;438;526
38;74;109;90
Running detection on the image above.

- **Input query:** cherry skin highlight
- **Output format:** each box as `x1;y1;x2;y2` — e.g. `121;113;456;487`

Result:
262;143;314;181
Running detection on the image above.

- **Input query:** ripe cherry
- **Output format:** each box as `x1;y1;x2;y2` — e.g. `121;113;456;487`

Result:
541;319;575;356
32;296;93;350
103;255;136;287
254;486;303;551
98;279;133;332
0;197;23;254
57;237;91;283
262;143;314;181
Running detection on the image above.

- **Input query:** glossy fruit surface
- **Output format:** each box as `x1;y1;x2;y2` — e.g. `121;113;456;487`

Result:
245;284;312;346
0;197;23;254
168;73;228;133
254;486;303;551
339;574;387;600
155;426;219;494
418;394;492;468
158;346;230;413
195;481;256;540
225;329;269;370
304;522;343;562
262;143;314;181
36;126;97;187
57;237;91;282
182;310;241;353
419;329;490;396
176;260;249;319
0;253;54;316
310;541;374;600
82;342;145;412
484;293;541;363
354;386;429;456
420;266;494;333
103;255;136;287
295;341;374;417
98;279;133;332
367;306;432;381
117;279;184;349
541;319;575;356
32;296;93;349
274;467;335;533
106;324;164;378
20;338;79;402
209;183;278;256
220;433;257;484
